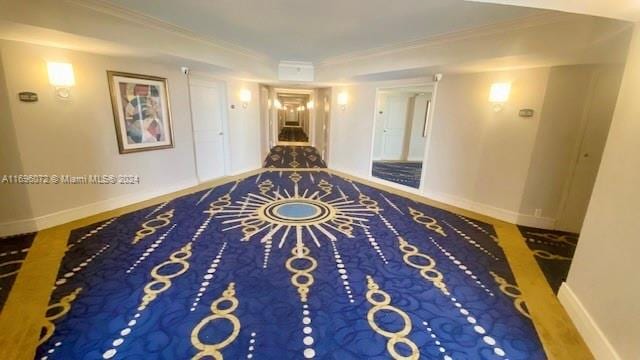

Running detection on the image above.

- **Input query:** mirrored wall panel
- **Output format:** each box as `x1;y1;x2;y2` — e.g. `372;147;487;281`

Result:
276;93;310;143
371;84;433;189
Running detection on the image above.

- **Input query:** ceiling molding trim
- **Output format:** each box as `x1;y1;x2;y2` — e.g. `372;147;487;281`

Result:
317;11;577;67
66;0;272;62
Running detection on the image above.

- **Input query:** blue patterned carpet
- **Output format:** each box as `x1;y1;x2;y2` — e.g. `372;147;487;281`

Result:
279;127;309;142
37;171;545;360
264;146;326;168
372;161;423;189
0;232;35;311
518;226;578;293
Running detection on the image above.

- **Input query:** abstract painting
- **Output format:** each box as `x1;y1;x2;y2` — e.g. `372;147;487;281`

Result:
107;71;173;154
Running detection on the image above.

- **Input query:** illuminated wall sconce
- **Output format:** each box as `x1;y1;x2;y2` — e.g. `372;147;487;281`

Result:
307;100;314;109
274;99;282;109
297;105;305;111
489;82;511;112
47;62;75;99
337;91;348;110
239;89;252;108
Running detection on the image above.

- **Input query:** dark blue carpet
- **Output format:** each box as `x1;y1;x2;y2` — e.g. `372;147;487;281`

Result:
36;171;545;360
279;127;309;142
518;226;578;293
0;232;35;311
372;161;423;189
264;146;326;168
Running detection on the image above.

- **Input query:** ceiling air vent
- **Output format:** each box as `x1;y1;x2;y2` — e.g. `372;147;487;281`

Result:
278;61;314;82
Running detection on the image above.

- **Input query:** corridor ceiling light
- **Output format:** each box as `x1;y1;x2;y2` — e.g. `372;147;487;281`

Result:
489;82;510;111
240;89;252;108
337;91;348;110
47;62;75;99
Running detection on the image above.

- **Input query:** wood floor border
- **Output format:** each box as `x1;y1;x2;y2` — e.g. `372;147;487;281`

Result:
0;167;592;360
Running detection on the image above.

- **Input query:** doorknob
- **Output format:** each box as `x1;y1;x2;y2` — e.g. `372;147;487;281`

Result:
218;131;224;135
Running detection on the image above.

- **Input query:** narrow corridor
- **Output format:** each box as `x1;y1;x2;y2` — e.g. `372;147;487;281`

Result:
263;145;326;168
278;127;309;142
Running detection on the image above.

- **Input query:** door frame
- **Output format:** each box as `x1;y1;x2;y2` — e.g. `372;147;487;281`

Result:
367;80;440;195
272;87;315;146
187;75;231;183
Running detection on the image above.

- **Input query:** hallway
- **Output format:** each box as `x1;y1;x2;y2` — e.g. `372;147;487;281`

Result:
278;126;309;142
263;145;326;168
3;1;638;359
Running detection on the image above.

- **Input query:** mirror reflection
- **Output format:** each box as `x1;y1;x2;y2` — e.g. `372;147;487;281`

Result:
371;84;433;189
277;93;310;143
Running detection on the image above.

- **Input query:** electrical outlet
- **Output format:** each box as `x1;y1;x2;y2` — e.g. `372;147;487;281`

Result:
534;208;542;217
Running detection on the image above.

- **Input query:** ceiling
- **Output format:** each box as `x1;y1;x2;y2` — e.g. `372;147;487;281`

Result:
469;0;640;21
105;0;545;62
278;93;309;106
0;0;632;83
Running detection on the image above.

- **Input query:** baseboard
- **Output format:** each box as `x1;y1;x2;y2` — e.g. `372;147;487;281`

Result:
230;165;262;176
558;283;621;360
423;189;555;228
331;166;556;228
0;178;199;237
515;212;556;229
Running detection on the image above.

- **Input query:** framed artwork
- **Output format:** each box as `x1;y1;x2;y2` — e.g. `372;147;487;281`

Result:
107;71;174;154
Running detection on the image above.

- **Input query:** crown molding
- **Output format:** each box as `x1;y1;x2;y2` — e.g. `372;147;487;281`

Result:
318;11;578;67
65;0;271;63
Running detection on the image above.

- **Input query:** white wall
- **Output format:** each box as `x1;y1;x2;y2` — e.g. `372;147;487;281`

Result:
519;65;624;231
225;80;262;173
329;65;623;227
559;24;640;360
313;88;326;154
330;71;550;221
329;84;377;177
258;85;270;159
0;40;262;235
372;93;387;160
0;47;32;224
425;68;550;221
407;94;430;161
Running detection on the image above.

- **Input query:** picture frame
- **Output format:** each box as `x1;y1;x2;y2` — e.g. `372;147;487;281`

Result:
107;71;174;154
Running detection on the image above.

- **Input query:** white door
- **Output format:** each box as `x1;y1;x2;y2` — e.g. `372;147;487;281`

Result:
189;80;227;182
555;68;623;232
382;95;408;160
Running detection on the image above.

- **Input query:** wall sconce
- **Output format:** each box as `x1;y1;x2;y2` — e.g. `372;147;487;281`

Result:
307;100;314;109
47;62;75;99
337;91;348;110
239;89;252;108
489;82;511;112
274;99;282;109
